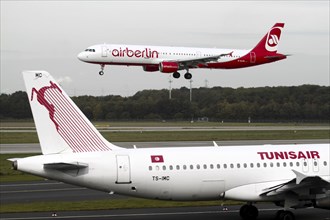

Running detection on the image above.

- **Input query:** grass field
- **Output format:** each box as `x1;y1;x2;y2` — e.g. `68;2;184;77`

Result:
1;129;329;144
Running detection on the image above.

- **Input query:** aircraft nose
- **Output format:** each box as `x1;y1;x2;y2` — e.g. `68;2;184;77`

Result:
77;52;87;61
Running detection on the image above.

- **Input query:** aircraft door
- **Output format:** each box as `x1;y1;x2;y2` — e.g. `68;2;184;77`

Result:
250;52;256;63
116;155;131;184
101;45;108;57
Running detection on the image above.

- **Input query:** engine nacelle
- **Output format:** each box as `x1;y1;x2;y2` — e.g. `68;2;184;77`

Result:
159;62;179;73
314;196;330;210
143;64;159;72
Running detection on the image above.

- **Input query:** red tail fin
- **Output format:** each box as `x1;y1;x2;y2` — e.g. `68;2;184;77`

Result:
251;23;285;54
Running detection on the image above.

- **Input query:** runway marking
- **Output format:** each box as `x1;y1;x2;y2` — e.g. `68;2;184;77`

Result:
0;187;86;194
1;208;281;220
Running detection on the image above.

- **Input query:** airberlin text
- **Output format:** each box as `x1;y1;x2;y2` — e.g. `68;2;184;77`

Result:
112;47;159;58
257;151;320;160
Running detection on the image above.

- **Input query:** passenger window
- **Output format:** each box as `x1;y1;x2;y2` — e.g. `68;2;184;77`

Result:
203;164;207;169
314;161;317;166
237;163;240;168
183;165;187;170
270;162;273;167
283;162;287;167
162;165;166;170
230;164;234;168
224;164;227;169
324;161;328;166
250;163;254;168
190;165;194;170
277;162;280;167
257;163;260;168
289;162;293;167
169;165;173;170
296;162;300;167
210;164;214;169
263;163;267;168
303;161;307;166
243;163;247;168
197;164;200;169
149;166;152;171
217;164;220;169
176;165;180;170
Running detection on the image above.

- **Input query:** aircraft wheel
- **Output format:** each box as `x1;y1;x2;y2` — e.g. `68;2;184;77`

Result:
184;72;192;79
99;71;104;75
239;204;258;220
173;72;180;79
276;210;295;220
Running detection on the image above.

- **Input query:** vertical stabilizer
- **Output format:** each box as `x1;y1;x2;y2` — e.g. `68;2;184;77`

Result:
251;23;285;54
23;71;122;154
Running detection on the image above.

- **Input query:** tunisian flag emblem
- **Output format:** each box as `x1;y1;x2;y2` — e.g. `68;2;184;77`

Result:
151;155;164;163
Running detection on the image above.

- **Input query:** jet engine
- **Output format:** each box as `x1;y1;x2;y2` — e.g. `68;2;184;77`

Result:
313;195;330;210
143;64;159;72
159;62;179;73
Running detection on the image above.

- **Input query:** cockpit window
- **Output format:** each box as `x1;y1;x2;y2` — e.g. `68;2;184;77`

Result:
84;49;95;52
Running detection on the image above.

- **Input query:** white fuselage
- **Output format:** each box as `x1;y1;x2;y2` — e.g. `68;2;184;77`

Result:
78;44;248;66
17;144;330;202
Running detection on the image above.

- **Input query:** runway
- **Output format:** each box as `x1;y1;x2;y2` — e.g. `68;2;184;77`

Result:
1;204;329;220
1;139;329;154
1;125;329;133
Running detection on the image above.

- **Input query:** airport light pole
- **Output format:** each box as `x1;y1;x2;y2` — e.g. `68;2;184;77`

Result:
168;77;172;100
189;79;193;102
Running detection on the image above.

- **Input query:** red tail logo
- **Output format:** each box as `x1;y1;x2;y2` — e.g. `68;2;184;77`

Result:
31;81;111;153
31;81;61;130
265;26;282;52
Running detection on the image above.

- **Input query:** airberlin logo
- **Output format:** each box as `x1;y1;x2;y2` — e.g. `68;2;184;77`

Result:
112;47;159;58
265;26;282;52
257;151;320;160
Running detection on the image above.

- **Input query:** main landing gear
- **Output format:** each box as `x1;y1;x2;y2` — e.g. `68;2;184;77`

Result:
274;210;295;220
99;64;105;75
239;204;295;220
172;71;192;80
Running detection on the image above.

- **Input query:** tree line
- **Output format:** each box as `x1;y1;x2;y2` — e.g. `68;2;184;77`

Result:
0;85;329;122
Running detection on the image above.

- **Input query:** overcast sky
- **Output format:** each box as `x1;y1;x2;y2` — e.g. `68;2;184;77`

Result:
1;1;329;96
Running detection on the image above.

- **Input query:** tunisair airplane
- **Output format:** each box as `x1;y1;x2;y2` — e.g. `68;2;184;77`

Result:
10;71;329;220
77;23;288;79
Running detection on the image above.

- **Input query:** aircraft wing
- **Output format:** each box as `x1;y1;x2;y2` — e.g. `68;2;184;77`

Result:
260;170;330;197
171;51;233;69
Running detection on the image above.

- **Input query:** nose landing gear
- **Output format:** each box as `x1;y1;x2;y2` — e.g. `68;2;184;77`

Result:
99;64;105;75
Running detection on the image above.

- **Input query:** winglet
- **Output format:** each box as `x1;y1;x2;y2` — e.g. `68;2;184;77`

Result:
213;141;219;147
292;169;308;184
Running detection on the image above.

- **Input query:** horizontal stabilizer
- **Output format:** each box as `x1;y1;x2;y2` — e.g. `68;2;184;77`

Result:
44;162;88;171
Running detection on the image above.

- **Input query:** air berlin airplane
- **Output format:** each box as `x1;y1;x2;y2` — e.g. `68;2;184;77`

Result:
77;23;287;79
11;71;329;220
